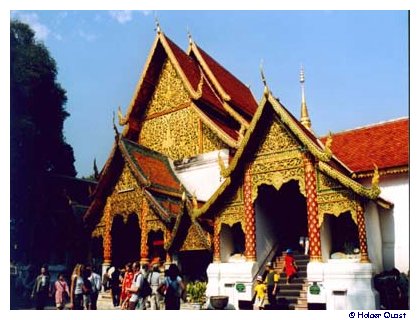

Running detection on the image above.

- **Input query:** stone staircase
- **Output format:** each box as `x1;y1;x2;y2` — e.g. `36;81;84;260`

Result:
273;251;309;310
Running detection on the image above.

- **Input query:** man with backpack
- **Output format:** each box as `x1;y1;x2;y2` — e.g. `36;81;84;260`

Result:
127;262;152;310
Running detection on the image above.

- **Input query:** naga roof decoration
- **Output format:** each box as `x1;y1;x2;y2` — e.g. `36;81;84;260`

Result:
120;30;255;147
188;41;258;122
319;118;408;177
192;91;382;218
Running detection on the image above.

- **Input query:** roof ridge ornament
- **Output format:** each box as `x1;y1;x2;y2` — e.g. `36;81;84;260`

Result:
300;65;312;131
154;13;161;34
117;106;128;126
324;131;333;156
112;111;120;140
187;26;193;45
260;59;270;97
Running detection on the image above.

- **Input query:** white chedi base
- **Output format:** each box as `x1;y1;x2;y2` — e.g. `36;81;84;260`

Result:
206;261;258;309
307;260;379;310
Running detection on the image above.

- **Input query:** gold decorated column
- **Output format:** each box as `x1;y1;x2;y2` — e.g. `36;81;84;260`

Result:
243;164;257;262
103;200;112;264
140;198;150;264
213;217;221;262
165;229;172;264
356;204;370;263
303;154;322;261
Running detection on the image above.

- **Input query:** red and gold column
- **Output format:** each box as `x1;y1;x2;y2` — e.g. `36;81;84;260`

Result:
165;229;172;264
356;204;370;263
303;154;322;261
140;198;150;265
243;164;257;262
103;200;112;265
213;217;221;262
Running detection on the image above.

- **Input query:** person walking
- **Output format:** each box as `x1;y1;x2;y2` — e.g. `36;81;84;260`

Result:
160;263;185;310
147;263;163;310
31;264;52;310
86;265;101;310
264;262;279;308
54;273;70;310
110;266;122;307
254;275;266;310
283;249;298;284
119;262;134;309
127;261;145;310
70;264;85;310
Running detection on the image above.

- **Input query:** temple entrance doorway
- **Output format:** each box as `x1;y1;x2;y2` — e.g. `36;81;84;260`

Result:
111;214;140;268
147;230;166;264
255;180;307;257
178;250;212;282
220;222;245;262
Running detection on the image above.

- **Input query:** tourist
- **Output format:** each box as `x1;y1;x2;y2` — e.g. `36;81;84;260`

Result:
102;266;111;291
147;263;163;310
82;266;93;309
127;261;145;310
160;263;185;310
110;266;121;307
70;264;84;310
253;275;266;310
54;273;70;310
264;262;279;308
31;264;51;310
86;264;102;310
283;249;298;284
119;262;134;309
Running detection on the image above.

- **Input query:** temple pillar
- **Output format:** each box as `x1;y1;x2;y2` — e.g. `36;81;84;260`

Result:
213;220;221;262
243;164;256;262
356;204;370;263
140;198;150;265
103;200;112;264
102;200;112;287
303;154;322;262
164;229;172;266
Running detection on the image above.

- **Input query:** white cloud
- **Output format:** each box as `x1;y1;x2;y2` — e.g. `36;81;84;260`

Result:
109;11;133;24
78;29;97;42
12;12;50;41
141;11;152;16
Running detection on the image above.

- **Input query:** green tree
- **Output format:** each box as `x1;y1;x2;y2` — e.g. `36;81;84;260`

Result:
10;20;77;264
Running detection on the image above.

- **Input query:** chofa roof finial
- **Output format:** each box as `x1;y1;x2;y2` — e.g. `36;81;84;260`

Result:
260;59;270;97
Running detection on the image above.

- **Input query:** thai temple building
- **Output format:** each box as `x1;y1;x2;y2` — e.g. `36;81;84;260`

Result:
83;27;408;310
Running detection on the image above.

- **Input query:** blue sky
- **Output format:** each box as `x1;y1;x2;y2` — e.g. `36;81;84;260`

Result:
10;10;408;178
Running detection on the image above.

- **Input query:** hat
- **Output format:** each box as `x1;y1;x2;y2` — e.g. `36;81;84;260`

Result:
286;249;293;254
257;275;263;281
266;262;272;267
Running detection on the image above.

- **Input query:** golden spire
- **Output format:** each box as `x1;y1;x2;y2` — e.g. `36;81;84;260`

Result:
300;65;312;131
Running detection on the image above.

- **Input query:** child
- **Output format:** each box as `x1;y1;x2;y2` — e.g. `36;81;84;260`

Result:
254;275;266;310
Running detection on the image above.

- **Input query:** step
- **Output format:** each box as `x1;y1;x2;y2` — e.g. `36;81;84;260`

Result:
277;284;304;291
277;289;301;297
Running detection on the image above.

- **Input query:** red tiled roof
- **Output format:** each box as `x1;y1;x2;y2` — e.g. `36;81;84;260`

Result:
165;37;202;92
132;151;180;191
165;37;233;122
320;118;408;173
195;45;258;118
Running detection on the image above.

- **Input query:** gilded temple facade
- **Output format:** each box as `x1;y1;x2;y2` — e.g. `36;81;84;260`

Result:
84;29;409;310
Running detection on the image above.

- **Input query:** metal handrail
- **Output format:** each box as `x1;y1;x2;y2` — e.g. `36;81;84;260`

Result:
250;243;281;304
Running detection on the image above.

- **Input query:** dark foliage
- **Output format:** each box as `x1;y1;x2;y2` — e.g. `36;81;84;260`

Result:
10;20;77;264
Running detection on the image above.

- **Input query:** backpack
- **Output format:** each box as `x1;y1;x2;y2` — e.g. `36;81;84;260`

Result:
139;277;152;298
165;277;181;298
